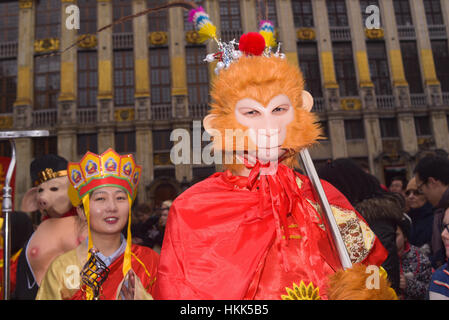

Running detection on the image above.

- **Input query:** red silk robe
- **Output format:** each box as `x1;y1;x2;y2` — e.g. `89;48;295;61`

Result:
154;164;387;300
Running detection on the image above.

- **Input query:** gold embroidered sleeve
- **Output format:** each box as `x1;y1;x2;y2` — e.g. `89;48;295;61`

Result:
330;205;375;264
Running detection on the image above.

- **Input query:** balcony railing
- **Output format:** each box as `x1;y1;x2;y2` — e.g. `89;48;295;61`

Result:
32;109;57;128
313;98;325;113
220;29;242;42
397;25;416;40
112;33;134;49
330;27;351;41
443;92;449;106
0;41;18;59
376;95;395;110
428;25;447;39
189;103;209;119
410;93;427;108
151;104;172;120
77;108;97;124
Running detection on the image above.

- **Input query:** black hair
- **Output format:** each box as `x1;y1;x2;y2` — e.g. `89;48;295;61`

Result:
317;158;387;207
414;155;449;185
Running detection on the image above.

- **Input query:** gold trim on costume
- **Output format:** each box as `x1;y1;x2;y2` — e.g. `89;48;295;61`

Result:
35;169;68;186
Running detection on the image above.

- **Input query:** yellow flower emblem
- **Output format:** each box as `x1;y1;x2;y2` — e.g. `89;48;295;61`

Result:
281;281;321;300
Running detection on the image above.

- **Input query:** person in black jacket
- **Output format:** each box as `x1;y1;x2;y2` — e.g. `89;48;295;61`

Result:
405;177;434;251
318;158;402;292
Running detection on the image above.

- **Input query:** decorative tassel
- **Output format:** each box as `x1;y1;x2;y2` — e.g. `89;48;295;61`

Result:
259;20;277;48
188;6;217;42
122;194;133;277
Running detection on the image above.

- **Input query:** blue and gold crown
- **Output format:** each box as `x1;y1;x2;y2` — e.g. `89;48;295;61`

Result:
67;148;142;207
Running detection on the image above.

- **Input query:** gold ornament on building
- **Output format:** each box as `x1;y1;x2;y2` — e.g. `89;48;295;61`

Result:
114;108;134;122
341;98;362;111
297;28;316;41
0;116;13;129
365;28;384;40
153;153;172;166
281;281;321;300
34;38;60;53
149;32;168;46
77;34;98;49
19;0;33;9
185;31;203;45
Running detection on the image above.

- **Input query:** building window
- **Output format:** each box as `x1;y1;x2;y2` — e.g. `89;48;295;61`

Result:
219;0;242;41
400;41;423;93
148;0;168;32
0;59;17;114
380;118;399;138
393;0;413;26
153;130;173;166
333;43;358;97
415;116;432;136
34;55;60;110
256;0;278;27
35;0;61;39
186;47;209;105
33;137;57;158
431;40;449;92
115;131;136;153
344;119;365;140
77;133;98;155
326;0;348;27
367;42;392;95
113;0;132;33
114;50;134;107
291;0;314;28
297;42;322;97
424;0;444;25
193;166;215;180
0;141;11;157
78;0;97;35
0;2;18;42
150;48;171;105
78;51;98;109
360;0;381;27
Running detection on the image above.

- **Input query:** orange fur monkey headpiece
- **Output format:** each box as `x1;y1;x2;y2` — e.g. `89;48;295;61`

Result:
204;54;323;171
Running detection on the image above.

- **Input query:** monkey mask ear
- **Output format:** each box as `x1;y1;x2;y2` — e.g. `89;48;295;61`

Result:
203;114;217;135
302;90;314;112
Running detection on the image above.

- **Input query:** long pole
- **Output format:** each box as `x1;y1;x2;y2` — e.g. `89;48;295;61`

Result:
299;149;353;270
1;130;49;300
2;141;15;300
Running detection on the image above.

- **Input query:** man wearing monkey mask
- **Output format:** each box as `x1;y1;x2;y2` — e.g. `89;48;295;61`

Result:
153;9;396;300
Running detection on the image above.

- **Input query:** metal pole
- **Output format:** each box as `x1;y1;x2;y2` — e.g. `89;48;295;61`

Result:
299;149;353;270
2;140;15;300
1;130;49;300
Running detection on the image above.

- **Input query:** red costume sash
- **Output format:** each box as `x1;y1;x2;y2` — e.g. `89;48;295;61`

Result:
153;163;387;300
69;244;158;300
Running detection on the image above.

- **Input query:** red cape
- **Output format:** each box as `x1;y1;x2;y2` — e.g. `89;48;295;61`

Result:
153;167;387;300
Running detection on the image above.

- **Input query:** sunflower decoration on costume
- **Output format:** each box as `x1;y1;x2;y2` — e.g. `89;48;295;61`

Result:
281;281;321;300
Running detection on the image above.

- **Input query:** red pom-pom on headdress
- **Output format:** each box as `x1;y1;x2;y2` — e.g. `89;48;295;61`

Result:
238;32;266;56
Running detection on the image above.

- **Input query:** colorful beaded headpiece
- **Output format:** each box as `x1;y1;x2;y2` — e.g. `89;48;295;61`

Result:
189;6;285;74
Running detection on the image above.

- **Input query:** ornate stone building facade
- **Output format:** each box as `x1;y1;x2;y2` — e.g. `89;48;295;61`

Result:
0;0;448;207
